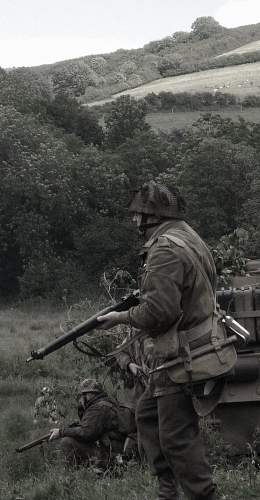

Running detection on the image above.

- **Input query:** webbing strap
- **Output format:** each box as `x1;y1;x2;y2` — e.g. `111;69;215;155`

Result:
178;330;193;374
179;317;213;344
150;335;238;374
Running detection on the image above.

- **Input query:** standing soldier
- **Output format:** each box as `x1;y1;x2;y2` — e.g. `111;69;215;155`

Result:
98;181;220;500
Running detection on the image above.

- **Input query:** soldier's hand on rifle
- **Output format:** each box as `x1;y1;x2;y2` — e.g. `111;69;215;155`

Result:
128;363;143;376
97;310;129;329
49;428;60;441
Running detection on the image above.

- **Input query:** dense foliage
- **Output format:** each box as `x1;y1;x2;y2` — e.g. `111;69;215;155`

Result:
1;64;260;300
100;91;260;116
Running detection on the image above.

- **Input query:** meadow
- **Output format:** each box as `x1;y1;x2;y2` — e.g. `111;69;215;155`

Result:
146;107;260;132
89;61;260;108
215;40;260;58
0;303;260;499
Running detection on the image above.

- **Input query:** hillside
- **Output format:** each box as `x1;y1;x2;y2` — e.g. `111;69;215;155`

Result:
4;18;260;103
88;61;260;107
216;39;260;58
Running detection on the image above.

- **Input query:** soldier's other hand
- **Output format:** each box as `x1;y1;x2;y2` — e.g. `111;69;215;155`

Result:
97;311;123;329
49;428;60;441
128;363;142;376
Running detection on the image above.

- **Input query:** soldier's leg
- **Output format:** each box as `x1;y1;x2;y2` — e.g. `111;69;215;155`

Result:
158;392;216;500
136;390;179;500
60;437;104;467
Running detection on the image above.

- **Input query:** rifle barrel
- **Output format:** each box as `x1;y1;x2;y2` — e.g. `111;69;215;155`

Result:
26;291;139;362
16;432;51;453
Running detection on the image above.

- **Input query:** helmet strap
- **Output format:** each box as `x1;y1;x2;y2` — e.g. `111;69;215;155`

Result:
138;213;162;236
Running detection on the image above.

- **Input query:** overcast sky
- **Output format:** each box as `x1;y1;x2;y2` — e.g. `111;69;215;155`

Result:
1;0;260;68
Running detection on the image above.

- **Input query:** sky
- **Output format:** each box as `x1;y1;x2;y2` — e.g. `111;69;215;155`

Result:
1;0;260;68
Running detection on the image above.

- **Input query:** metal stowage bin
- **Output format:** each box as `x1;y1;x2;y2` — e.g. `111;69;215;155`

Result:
254;285;260;342
232;286;256;343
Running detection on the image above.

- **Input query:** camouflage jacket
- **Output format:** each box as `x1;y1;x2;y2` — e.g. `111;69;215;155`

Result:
128;219;216;396
116;334;154;405
34;395;59;424
60;394;135;452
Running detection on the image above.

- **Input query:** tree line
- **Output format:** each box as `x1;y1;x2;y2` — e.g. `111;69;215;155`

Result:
2;17;260;102
0;93;260;301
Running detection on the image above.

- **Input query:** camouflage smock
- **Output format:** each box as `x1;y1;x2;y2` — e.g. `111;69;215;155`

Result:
116;334;154;406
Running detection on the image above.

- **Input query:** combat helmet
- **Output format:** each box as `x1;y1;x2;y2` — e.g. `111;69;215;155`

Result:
77;378;103;395
129;180;186;219
41;386;52;396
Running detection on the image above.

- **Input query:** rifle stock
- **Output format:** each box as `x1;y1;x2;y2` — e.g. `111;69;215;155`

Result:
26;290;139;363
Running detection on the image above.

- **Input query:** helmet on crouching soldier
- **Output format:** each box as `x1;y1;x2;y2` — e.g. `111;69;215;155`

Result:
77;378;104;396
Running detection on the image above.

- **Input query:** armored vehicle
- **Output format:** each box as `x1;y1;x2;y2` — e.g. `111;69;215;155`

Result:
214;259;260;453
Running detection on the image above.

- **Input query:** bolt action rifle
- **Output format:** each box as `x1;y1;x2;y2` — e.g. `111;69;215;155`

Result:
16;423;80;453
26;290;140;363
16;432;51;453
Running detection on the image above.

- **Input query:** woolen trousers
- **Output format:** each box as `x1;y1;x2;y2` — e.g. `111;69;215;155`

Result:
136;389;216;500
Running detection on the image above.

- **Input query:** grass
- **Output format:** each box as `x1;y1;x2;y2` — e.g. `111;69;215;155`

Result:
146;107;260;132
216;40;260;58
0;304;260;499
88;61;260;107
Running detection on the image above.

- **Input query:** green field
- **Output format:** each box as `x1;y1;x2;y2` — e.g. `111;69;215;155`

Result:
146;107;260;132
216;40;260;58
89;61;260;108
1;304;260;499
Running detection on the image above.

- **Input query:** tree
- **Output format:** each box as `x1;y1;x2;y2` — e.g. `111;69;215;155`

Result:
46;94;103;146
46;94;80;132
158;55;182;76
76;107;104;146
159;137;257;241
115;129;178;189
172;31;191;44
52;61;99;97
0;68;52;114
0;105;78;296
191;17;224;40
104;96;150;148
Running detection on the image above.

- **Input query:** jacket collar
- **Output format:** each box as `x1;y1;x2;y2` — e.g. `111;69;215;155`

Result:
143;220;184;250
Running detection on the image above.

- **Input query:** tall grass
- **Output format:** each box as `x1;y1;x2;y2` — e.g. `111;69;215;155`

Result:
0;304;259;499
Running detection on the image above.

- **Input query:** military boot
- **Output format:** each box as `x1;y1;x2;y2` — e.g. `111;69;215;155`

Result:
156;473;179;500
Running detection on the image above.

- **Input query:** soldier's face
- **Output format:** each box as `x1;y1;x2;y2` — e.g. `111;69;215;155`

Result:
132;212;160;238
132;213;142;229
132;213;148;237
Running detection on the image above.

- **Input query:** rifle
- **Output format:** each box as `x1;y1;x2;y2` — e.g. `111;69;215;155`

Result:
16;422;80;453
16;432;51;453
26;290;139;363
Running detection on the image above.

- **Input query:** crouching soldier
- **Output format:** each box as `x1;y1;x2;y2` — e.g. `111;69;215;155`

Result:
49;378;136;469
